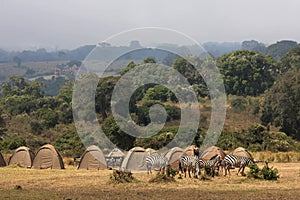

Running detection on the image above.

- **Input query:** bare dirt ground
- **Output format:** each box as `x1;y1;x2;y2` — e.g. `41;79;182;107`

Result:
0;162;299;200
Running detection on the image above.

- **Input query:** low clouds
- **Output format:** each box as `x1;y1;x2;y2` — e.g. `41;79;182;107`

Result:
1;0;300;50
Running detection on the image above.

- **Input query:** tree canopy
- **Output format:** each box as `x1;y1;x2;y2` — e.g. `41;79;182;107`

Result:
217;50;277;96
280;46;300;73
261;68;300;140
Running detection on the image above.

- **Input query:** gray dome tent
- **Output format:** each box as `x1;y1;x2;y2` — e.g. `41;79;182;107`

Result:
164;147;184;170
120;147;148;172
8;146;35;168
200;146;226;160
232;147;254;161
78;145;107;170
32;144;64;169
0;151;6;167
183;145;198;156
106;148;125;168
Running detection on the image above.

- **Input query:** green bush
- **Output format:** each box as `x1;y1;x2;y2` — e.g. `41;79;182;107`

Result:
166;165;177;178
0;137;26;150
247;162;279;180
248;164;262;179
261;165;280;180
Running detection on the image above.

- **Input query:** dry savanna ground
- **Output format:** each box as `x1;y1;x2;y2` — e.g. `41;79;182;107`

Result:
0;163;299;200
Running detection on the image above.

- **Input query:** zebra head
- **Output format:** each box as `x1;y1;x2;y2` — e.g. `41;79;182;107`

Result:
247;158;256;167
193;147;200;157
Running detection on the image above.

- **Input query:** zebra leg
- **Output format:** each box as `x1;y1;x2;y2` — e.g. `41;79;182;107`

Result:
211;167;215;177
179;161;183;176
161;166;165;175
188;167;192;178
195;168;199;179
147;163;152;174
241;166;246;175
226;165;231;176
237;166;242;175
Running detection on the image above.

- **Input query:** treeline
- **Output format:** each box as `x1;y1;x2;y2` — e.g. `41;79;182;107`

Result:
0;46;299;155
0;40;298;63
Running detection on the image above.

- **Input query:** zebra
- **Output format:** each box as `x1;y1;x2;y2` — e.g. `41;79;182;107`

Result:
178;155;199;178
223;154;255;176
145;153;168;174
196;155;221;177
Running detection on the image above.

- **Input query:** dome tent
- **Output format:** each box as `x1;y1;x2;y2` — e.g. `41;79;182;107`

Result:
232;147;254;161
200;146;226;160
145;148;157;154
163;147;184;170
120;147;148;172
183;145;200;157
8;146;35;168
78;145;107;170
107;148;125;158
0;151;6;167
106;148;125;168
32;144;64;169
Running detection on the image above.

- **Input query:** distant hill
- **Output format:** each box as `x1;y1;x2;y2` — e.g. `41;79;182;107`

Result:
202;42;241;58
266;40;299;61
0;40;299;63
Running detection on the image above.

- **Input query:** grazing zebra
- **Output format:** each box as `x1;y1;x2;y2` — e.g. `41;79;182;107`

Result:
223;154;255;176
146;153;168;174
179;155;199;178
196;155;221;177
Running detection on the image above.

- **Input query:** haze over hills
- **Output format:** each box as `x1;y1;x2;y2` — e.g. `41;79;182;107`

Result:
0;40;299;63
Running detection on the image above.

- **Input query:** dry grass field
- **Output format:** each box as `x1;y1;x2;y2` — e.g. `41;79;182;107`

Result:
0;162;299;200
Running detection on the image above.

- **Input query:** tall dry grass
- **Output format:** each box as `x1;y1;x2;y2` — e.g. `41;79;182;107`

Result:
252;151;300;163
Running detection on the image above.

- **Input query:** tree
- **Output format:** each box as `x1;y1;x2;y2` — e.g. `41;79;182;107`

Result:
172;58;204;85
142;57;156;64
0;76;44;98
0;114;6;136
217;50;277;96
120;61;137;75
280;46;300;74
54;124;85;156
102;116;135;150
95;76;120;120
144;85;171;102
261;69;300;140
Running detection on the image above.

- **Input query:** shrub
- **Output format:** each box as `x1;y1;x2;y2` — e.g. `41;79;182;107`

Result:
248;164;261;179
261;164;280;180
109;170;138;184
247;162;279;180
149;165;176;183
166;165;177;178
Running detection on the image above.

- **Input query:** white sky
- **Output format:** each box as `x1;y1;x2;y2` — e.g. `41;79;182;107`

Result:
1;0;300;50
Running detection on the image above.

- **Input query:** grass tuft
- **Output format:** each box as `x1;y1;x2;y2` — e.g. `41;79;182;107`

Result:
109;169;138;184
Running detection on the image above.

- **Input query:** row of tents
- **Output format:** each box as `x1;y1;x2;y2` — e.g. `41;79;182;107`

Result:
0;144;64;169
0;144;253;172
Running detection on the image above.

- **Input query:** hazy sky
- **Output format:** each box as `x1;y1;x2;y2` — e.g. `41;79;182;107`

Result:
1;0;300;50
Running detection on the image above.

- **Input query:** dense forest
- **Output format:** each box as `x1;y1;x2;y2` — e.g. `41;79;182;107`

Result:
0;44;299;156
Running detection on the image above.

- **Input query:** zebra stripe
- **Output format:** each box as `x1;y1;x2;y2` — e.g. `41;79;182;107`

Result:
179;155;198;178
196;155;221;177
146;153;168;174
224;154;254;176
